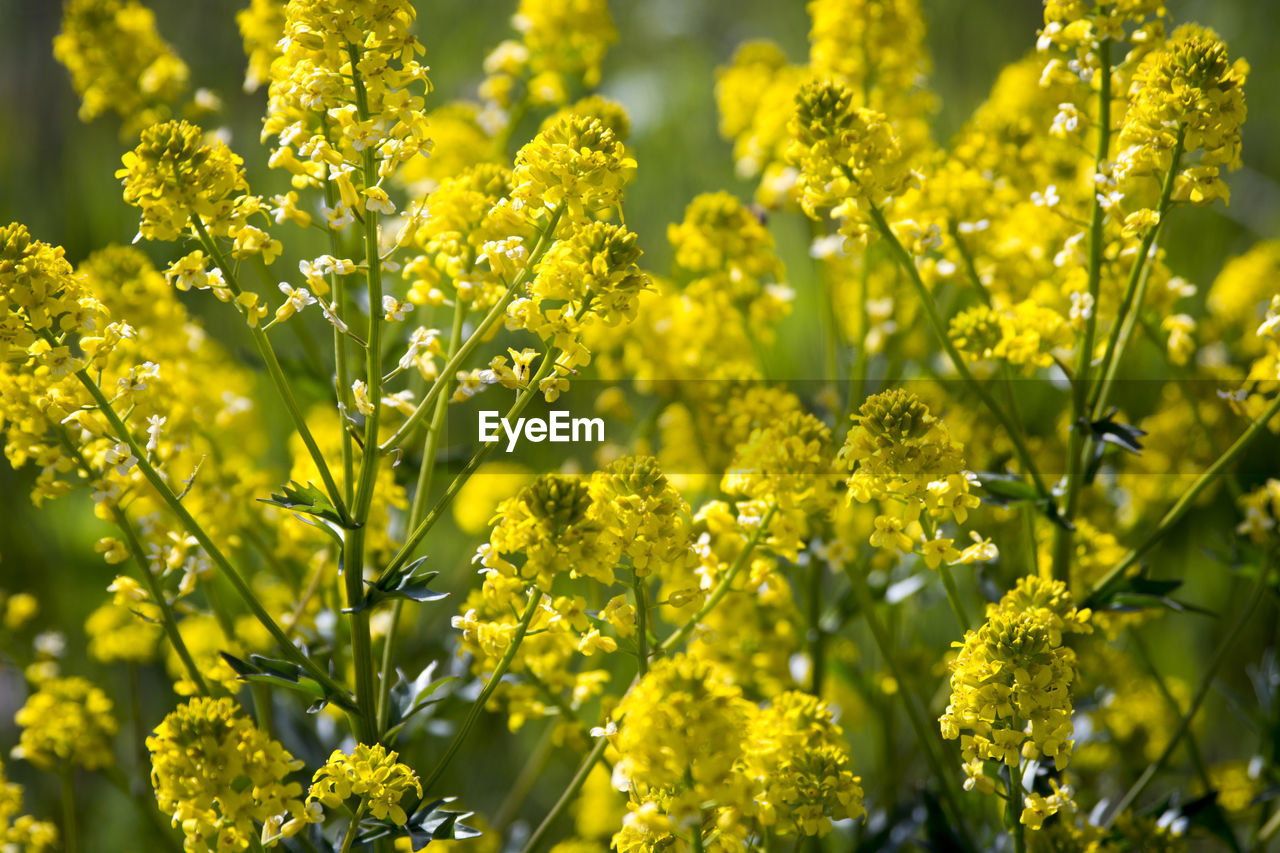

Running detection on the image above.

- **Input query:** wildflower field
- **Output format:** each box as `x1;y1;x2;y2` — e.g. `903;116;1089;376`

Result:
2;0;1280;850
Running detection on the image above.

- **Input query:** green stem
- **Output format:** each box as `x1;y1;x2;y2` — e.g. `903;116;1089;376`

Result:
189;216;351;525
71;367;355;709
60;763;78;853
865;202;1049;501
633;570;650;677
1089;129;1185;421
338;800;369;853
1085;390;1280;605
1004;766;1026;853
337;38;391;747
1054;37;1113;583
660;503;778;653
379;203;566;453
1104;554;1272;825
421;590;544;794
808;558;826;694
519;736;609;853
376;301;466;735
57;431;210;696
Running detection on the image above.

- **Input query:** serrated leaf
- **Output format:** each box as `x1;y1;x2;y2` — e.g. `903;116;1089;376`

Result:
259;480;356;530
353;797;479;849
219;652;356;711
385;663;458;739
1090;410;1147;454
347;557;448;614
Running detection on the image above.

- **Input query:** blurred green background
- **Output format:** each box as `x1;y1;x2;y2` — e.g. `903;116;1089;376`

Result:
0;0;1277;845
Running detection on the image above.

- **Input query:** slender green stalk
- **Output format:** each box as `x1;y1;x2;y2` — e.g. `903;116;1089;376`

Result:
866;202;1049;501
379;203;567;453
71;366;355;707
1088;130;1186;420
335;38;393;746
189;216;350;525
842;561;974;848
1054;38;1113;583
57;431;209;696
808;559;826;694
60;763;78;853
519;736;609;853
1004;766;1026;853
376;301;466;735
660;504;778;652
948;223;994;307
421;591;544;794
1104;555;1272;825
1086;390;1280;604
338;800;369;853
377;349;560;585
633;570;650;677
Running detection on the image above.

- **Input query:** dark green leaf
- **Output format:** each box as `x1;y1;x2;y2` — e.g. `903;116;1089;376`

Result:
259;480;357;531
219;652;356;712
347;557;448;614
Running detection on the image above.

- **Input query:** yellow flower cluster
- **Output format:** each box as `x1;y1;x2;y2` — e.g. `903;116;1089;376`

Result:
147;698;308;853
940;576;1091;827
13;677;117;771
611;656;864;851
1116;24;1249;206
235;0;284;93
839;390;984;565
590;455;693;576
262;0;432;189
0;758;57;852
715;0;934;208
949;300;1073;370
667;192;792;340
482;0;617;108
52;0;189;137
0;222;106;359
478;473;619;590
787;79;917;244
308;744;423;826
508;220;649;398
118;120;248;241
511;115;636;223
739;691;866;837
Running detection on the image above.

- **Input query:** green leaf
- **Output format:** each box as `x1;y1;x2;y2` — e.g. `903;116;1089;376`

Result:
353;797;479;849
219;652;357;712
1093;576;1215;616
384;662;458;740
259;480;357;531
346;557;448;614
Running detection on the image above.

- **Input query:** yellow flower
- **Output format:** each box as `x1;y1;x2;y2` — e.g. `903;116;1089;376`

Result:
148;698;308;852
13;677;118;771
308;744;422;826
118;121;248;242
53;0;189;137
